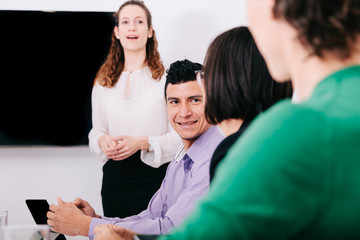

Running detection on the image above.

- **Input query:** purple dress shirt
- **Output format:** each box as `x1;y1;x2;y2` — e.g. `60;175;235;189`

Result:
88;126;224;239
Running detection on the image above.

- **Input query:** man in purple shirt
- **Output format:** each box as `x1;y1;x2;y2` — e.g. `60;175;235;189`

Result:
47;59;224;239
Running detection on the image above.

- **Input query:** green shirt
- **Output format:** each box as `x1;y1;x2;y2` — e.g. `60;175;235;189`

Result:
160;65;360;240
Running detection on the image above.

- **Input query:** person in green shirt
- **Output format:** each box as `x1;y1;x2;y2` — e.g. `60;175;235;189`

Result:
92;0;360;239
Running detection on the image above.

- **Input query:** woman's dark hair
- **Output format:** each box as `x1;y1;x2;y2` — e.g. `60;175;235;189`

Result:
164;59;202;100
273;0;360;59
95;0;164;87
204;26;293;124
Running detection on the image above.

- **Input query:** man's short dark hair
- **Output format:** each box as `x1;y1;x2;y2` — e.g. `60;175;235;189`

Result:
164;59;202;100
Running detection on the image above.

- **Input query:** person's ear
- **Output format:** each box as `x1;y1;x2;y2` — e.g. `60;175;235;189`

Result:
268;0;277;20
148;26;153;38
114;26;120;39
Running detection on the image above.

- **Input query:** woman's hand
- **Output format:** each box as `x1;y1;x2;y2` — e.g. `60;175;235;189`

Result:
99;134;119;159
94;224;136;240
110;136;149;161
99;135;149;160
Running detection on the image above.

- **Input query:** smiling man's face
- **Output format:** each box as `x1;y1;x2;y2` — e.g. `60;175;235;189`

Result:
166;80;211;150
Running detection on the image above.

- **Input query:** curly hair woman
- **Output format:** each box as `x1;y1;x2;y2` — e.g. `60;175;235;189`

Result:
88;0;181;218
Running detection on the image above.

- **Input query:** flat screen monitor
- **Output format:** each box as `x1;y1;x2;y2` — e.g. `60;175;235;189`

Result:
0;10;114;145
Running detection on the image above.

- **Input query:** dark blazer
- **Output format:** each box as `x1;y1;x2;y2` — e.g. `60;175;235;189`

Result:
209;120;252;182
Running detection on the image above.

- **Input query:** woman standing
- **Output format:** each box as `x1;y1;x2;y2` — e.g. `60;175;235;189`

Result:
89;0;181;218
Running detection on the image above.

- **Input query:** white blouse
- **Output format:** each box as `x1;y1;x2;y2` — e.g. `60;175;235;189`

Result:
88;67;181;167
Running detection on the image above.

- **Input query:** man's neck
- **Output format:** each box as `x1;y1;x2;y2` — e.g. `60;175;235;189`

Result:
183;125;211;151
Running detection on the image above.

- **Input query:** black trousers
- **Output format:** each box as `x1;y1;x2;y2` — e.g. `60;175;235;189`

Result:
101;151;169;218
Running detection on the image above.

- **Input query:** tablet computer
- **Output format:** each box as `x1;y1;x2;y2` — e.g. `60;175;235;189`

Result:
25;199;66;240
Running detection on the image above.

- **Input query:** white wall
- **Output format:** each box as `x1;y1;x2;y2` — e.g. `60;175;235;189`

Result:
0;0;248;67
0;0;247;238
0;146;102;240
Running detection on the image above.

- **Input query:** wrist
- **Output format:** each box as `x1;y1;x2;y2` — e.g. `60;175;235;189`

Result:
139;136;149;151
79;215;92;236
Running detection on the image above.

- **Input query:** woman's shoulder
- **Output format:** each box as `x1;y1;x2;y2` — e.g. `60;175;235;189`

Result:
92;80;116;96
92;80;107;89
256;99;329;129
140;67;166;85
236;100;331;157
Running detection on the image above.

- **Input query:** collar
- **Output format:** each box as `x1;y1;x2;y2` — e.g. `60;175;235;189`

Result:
174;145;186;163
174;126;223;163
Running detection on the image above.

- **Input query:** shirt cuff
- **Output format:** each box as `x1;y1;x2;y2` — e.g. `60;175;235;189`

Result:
140;136;162;168
88;217;112;239
89;134;109;163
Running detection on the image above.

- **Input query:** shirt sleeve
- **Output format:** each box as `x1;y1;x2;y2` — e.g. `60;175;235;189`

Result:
88;83;109;163
88;172;170;238
141;123;182;168
88;158;210;238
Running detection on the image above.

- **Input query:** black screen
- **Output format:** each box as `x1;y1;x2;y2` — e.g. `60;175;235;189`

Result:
0;10;114;145
25;199;67;240
26;199;50;224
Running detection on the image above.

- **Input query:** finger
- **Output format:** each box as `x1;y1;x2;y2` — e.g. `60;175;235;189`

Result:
111;143;125;151
111;135;126;141
94;224;110;235
104;148;119;156
47;219;58;233
103;149;114;157
113;142;126;150
109;152;118;159
106;225;114;230
57;197;64;205
119;149;133;158
46;219;54;227
117;147;129;155
100;136;115;149
74;197;86;205
50;225;57;233
73;197;81;205
104;142;116;149
103;142;113;150
47;211;55;220
116;141;127;149
112;149;125;157
104;151;118;160
113;226;136;238
113;152;129;161
104;138;117;148
49;204;59;212
100;141;110;151
94;224;103;233
117;153;129;160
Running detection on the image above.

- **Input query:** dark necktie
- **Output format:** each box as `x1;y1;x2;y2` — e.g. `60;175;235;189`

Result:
183;154;194;174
